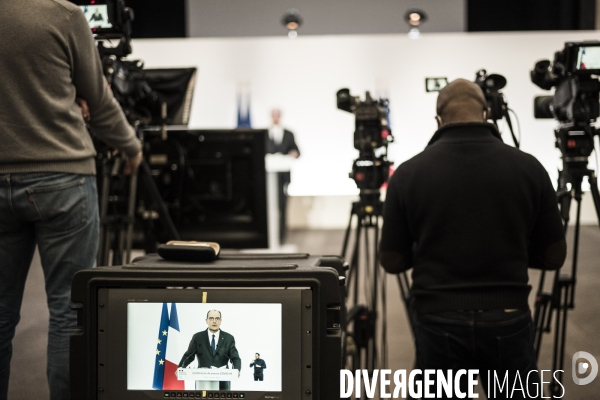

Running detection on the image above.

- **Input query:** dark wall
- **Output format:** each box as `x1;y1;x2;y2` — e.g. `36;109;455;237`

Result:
126;0;186;38
185;0;466;37
122;0;597;38
467;0;596;31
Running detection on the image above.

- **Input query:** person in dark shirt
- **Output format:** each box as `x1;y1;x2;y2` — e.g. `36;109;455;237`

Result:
380;79;566;398
89;8;104;22
249;353;267;381
177;310;241;390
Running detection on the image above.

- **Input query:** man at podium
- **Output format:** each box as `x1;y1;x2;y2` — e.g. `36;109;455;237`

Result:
177;310;242;390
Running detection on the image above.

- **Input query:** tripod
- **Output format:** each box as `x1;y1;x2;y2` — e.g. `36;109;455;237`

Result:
341;195;388;375
533;162;600;396
97;139;180;267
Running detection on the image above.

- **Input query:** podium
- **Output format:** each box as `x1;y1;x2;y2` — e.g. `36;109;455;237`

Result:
177;368;238;390
265;154;295;249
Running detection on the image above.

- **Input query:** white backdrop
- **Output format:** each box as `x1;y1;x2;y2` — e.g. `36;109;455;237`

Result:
127;303;282;391
129;31;600;197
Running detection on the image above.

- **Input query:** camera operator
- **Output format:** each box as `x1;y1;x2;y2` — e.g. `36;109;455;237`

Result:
380;79;566;397
0;1;141;399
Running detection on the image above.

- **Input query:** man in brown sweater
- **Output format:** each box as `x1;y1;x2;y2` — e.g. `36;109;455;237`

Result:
0;1;142;399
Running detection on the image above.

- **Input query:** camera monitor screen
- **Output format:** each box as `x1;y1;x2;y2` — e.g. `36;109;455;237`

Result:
79;4;112;30
141;129;269;249
97;287;309;400
425;77;449;92
576;45;600;71
127;303;282;392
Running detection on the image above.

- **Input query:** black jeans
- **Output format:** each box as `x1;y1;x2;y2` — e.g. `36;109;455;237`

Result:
414;308;540;399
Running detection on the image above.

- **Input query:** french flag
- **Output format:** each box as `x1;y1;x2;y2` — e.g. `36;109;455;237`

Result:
152;303;185;390
237;92;252;128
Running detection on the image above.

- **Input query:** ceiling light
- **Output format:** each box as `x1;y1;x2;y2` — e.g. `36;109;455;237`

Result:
282;9;303;39
404;8;427;39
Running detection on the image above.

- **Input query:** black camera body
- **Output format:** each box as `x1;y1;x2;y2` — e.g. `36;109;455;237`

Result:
103;57;162;126
531;42;600;164
336;89;392;151
474;69;508;122
532;41;600;123
336;89;394;197
70;0;163;126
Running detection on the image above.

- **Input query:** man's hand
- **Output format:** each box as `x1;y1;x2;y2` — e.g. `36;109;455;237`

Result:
123;151;143;175
76;97;90;122
288;150;299;158
238;371;241;378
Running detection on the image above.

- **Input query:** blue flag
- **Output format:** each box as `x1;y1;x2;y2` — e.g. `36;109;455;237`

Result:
237;93;252;128
152;303;170;390
169;302;180;331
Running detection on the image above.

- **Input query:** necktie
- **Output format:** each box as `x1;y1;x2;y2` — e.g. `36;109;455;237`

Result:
211;334;216;356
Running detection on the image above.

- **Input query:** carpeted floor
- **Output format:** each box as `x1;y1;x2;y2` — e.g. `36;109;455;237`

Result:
8;227;600;399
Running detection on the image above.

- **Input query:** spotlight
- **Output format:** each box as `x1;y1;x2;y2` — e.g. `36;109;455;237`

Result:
404;8;427;39
282;8;303;39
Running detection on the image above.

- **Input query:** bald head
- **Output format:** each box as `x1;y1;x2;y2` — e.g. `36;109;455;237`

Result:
436;79;487;126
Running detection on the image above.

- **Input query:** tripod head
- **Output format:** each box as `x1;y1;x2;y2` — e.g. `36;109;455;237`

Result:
555;124;598;183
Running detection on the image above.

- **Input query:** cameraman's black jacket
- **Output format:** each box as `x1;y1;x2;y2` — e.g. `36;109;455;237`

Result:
380;122;566;313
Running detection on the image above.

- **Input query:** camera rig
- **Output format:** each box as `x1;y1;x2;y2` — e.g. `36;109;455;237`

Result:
426;70;520;147
336;89;394;375
531;41;600;397
532;42;600;170
474;69;520;148
72;0;178;265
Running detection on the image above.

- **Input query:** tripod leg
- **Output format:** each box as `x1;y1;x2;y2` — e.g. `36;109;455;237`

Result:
139;159;180;241
374;216;387;369
125;172;138;263
363;221;377;373
533;293;551;362
97;163;111;266
347;214;363;306
569;195;582;306
341;204;355;258
345;213;357;302
588;173;600;228
549;279;570;397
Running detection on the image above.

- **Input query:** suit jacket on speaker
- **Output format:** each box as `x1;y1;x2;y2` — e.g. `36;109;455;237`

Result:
266;129;300;157
178;329;242;371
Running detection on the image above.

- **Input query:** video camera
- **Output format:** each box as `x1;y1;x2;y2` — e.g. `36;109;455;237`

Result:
426;70;520;147
336;89;394;202
474;69;509;122
531;41;600;162
72;0;163;127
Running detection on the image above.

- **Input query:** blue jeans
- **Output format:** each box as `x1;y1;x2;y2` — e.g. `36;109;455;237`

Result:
414;308;540;399
0;173;99;400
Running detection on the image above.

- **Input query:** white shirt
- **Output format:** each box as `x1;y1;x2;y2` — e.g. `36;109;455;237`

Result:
208;329;220;351
269;125;284;145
